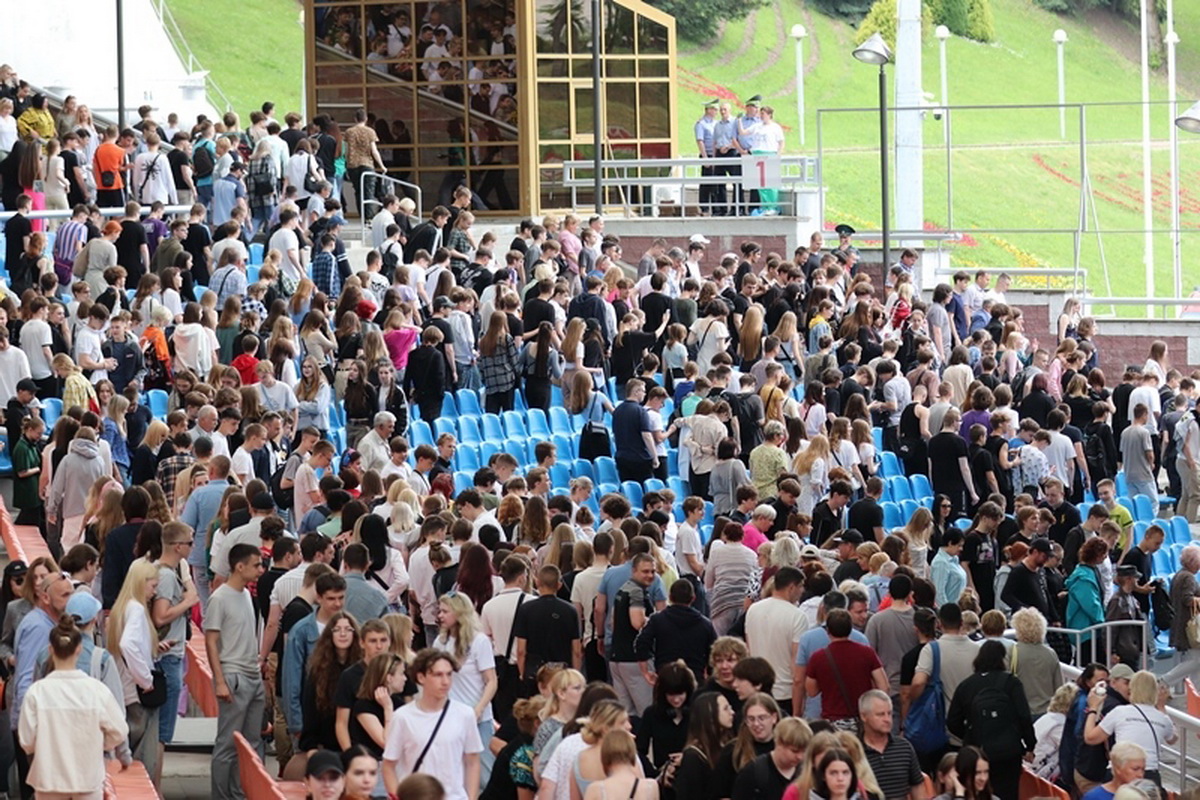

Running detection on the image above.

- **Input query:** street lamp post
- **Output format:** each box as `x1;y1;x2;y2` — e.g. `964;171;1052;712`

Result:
790;24;808;147
936;25;950;144
1139;4;1154;316
1167;29;1181;300
853;32;894;273
591;0;603;214
1053;29;1067;140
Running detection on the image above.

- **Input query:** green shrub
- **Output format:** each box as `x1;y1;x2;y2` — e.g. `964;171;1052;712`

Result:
965;0;995;41
855;0;899;50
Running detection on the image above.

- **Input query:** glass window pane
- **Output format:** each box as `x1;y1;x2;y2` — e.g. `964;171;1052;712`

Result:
315;5;366;59
315;63;364;85
316;85;364;109
572;0;595;55
639;83;670;138
366;86;417;133
539;84;570;140
575;87;594;134
606;59;635;78
604;0;635;54
571;58;596;79
537;0;570;53
639;58;669;79
538;59;569;78
605;82;637;139
637;15;668;55
472;167;520;210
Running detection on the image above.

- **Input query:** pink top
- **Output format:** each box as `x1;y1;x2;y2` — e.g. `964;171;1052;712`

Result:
383;327;419;370
742;523;769;553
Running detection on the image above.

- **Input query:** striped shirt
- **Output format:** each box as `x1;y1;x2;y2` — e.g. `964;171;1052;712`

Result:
862;734;923;800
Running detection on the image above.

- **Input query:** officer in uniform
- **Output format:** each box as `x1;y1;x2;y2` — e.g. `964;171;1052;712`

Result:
832;224;861;276
712;102;741;216
734;95;762;215
695;99;718;215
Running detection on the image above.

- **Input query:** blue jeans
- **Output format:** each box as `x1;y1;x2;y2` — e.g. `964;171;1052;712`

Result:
478;718;495;789
159;654;184;742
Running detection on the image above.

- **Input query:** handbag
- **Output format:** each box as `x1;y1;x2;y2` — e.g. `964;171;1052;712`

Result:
578;394;612;461
137;667;168;709
905;641;949;754
1187;613;1200;649
304;155;321;194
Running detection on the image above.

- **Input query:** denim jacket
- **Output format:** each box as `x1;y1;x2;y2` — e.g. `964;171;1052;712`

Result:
281;612;321;733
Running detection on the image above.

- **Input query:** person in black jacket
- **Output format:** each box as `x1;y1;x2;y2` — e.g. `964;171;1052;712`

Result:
946;641;1037;800
402;206;450;263
402;326;448;424
634;579;718;682
636;661;694;778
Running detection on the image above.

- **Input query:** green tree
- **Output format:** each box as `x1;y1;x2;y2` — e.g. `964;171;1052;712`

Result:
965;0;995;42
643;0;767;41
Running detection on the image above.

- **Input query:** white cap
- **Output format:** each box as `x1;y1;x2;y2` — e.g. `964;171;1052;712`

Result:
689;234;711;245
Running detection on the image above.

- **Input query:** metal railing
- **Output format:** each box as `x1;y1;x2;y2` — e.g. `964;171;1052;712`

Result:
357;171;424;241
932;266;1085;294
1044;619;1153;670
558;155;821;218
149;0;234;112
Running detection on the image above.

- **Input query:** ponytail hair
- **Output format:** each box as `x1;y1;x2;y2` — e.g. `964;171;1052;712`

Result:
50;614;82;661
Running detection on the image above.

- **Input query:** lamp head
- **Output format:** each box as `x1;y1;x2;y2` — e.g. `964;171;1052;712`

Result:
1176;101;1200;134
791;24;808;40
1053;29;1068;45
853;32;893;66
935;25;951;41
1165;31;1180;46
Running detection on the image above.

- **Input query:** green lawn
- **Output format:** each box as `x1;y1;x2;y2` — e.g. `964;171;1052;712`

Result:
165;0;304;119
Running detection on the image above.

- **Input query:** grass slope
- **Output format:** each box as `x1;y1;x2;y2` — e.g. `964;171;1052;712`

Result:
164;0;303;118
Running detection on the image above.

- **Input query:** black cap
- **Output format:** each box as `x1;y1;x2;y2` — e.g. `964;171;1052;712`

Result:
8;562;28;577
1116;564;1141;579
833;530;864;545
305;750;345;778
746;94;762;105
835;224;856;237
1030;538;1053;554
434;295;453;310
16;378;37;394
228;160;246;172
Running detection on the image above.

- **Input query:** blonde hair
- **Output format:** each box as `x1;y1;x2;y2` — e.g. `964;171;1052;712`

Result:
543;668;586;719
580;700;629;745
106;560;161;659
1128;670;1160;706
1047;682;1078;715
794;434;830;474
383;613;415;663
435;592;483;663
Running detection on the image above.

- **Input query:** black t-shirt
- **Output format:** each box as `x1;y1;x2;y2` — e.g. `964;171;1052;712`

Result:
348;696;388;758
1120;545;1154;614
335;661;367;711
512;595;580;676
4;214;31;278
168;148;191;189
257;567;287;621
641;292;673;336
429;317;456;374
184;223;213;284
927;432;968;492
811;501;842;545
961;530;998;608
277;596;315;694
523;297;556;333
280;128;305;154
968;443;995;503
833;559;865;584
732;753;793;800
611;580;651;662
62;149;86;205
899;642;924;688
847;497;884;542
506;312;524;340
611;331;656;386
115;219;148;281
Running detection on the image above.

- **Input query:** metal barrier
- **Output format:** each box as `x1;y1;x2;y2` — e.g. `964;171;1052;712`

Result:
1045;619;1153;670
932;266;1085;294
358;171;423;241
559;155;821;218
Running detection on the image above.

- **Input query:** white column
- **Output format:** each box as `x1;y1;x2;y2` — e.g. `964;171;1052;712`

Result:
894;0;923;275
1140;2;1155;316
791;25;807;148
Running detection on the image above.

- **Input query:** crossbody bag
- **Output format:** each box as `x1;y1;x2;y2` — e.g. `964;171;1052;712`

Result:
412;701;451;773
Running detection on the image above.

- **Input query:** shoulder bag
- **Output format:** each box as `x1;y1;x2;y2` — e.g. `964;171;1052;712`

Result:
822;648;859;731
411;700;452;773
304;155;321;194
905;641;949;754
494;593;527;717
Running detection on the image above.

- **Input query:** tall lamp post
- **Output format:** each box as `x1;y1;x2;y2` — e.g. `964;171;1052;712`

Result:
1053;29;1067;140
791;24;808;147
1167;29;1181;299
853;32;894;272
591;0;603;214
935;25;950;145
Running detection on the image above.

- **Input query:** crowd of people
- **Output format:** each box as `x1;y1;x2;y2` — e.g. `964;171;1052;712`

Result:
0;72;1199;800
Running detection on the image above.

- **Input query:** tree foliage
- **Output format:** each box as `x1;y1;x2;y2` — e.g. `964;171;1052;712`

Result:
643;0;768;41
854;0;933;51
808;0;877;22
965;0;995;41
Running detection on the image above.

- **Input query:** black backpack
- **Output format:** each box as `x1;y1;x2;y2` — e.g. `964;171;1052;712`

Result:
969;676;1023;759
1152;582;1174;633
193;142;215;180
1083;427;1109;482
724;390;762;453
1011;367;1035;405
270;460;294;510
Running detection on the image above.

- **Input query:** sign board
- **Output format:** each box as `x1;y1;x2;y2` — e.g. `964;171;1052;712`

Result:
741;154;781;190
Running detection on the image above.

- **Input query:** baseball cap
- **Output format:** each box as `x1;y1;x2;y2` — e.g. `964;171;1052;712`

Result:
305;749;345;778
66;592;102;625
1116;564;1141;580
433;295;453;310
800;544;820;560
833;530;864;545
16;378;37;394
1029;538;1053;554
327;215;348;228
689;234;711;245
1108;663;1135;681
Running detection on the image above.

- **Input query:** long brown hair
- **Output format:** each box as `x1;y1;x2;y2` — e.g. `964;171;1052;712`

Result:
309;612;362;715
479;311;509;357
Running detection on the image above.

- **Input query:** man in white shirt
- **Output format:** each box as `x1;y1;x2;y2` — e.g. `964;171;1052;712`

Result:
74;304;113;385
268;208;304;285
131;132;177;206
480;556;534;670
293;441;334;524
210;408;241;461
382;649;483;800
674;498;705;578
231;423;267;486
18;297;54;395
910;603;980;745
356;412;396;474
744;567;809;715
371;195;399;251
457;490;499;541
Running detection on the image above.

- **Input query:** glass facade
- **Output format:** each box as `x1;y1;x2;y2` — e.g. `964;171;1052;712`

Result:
305;0;675;215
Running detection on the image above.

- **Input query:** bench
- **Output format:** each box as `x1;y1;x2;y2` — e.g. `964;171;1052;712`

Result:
185;630;218;717
102;759;156;800
0;497;50;563
234;731;307;800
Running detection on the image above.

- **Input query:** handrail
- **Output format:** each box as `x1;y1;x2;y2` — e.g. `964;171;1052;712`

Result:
358;171;423;242
149;0;233;112
1044;619;1152;670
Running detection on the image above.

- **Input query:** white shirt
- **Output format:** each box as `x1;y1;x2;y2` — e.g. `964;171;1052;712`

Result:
480;587;535;662
1097;704;1176;769
409;543;458;628
744;596;808;703
432;632;496;721
372;209;396;251
18;318;52;380
675;522;703;576
268;227;303;281
293;463;319;522
1129;385;1162;434
74;328;106;383
1044;431;1076;489
230;446;255;484
132;150;177;205
383;699;483;800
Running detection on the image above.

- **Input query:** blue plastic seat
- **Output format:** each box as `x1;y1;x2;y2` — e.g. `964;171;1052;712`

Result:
872;427;884;452
552;433;576;460
502;411;528;438
551;463;571;488
455;444;480;472
1133;495;1155;522
1152;548;1174;578
458;416;482;444
954;517;972;530
887;476;913;503
1115;471;1129;498
512;389;528;413
550;407;574;435
481;414;505;441
433;418;457;440
900;499;920;523
644;479;666;493
1117;496;1134;515
148;389;169;419
881;501;903;531
456;389;483;417
622;481;644;507
667;449;679;477
551;486;570;497
503;438;528;465
409;419;434;447
527;409;551;438
596;457;619;485
249;242;264;264
480;440;500;464
572;460;595;481
441;393;458;418
880;451;903;479
1132;521;1151;547
551;384;564;408
910;474;933;501
41;397;63;431
454;471;473;495
668;475;690;499
1171;515;1193;546
702;501;715;527
525;439;541;465
606;377;617;402
598;483;621;496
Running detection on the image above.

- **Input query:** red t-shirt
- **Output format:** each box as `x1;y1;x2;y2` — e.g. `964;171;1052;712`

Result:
806;639;883;720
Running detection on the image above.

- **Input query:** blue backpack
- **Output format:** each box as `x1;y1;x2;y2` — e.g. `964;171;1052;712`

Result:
905;641;949;754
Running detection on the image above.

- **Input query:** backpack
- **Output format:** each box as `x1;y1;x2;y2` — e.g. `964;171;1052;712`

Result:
193;141;215;179
724;390;762;452
1011;367;1035;405
270;459;294;510
905;642;949;754
1083;427;1109;482
142;337;173;391
381;241;402;278
1151;582;1174;633
969;675;1023;758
